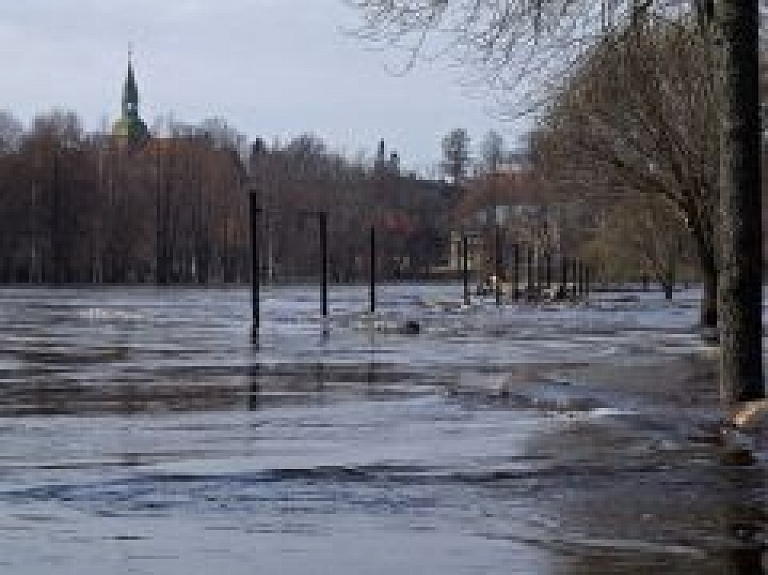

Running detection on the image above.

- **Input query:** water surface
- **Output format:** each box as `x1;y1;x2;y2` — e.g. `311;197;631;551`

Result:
0;285;764;574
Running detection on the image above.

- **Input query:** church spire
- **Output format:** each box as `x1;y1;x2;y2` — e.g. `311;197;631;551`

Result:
122;50;139;117
113;49;149;144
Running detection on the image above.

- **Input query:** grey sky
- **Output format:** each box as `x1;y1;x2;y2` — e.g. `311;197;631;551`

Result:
1;0;528;171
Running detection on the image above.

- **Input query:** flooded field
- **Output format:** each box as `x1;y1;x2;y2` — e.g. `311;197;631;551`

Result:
0;284;764;574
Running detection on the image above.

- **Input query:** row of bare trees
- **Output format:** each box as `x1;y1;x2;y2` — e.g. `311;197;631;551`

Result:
532;19;722;325
0;102;755;296
250;134;457;281
0;111;250;284
8;107;673;291
0;111;460;285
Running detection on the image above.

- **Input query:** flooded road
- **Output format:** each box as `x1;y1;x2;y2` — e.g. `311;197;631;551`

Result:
0;285;764;574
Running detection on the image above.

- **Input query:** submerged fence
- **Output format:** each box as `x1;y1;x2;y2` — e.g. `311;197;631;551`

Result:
249;193;593;336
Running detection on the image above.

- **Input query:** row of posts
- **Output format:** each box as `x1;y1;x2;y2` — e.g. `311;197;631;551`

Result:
250;192;591;336
251;193;332;338
462;231;592;307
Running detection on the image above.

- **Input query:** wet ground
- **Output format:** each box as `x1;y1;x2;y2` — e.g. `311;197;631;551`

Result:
0;284;764;574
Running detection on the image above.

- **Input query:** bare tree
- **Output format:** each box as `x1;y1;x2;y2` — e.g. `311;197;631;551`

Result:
0;111;22;154
481;130;505;174
532;21;719;326
441;128;471;185
584;196;692;297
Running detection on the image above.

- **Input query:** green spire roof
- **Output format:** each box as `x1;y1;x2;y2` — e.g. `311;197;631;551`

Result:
113;52;148;143
122;59;139;112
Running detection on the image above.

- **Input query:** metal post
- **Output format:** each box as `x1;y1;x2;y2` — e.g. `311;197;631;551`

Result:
513;244;520;300
495;225;502;307
320;212;328;325
249;191;261;335
463;234;470;306
370;225;376;314
545;253;552;290
527;246;534;295
573;259;579;298
561;256;568;298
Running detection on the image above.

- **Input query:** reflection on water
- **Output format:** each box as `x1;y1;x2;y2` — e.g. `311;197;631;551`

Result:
0;285;764;574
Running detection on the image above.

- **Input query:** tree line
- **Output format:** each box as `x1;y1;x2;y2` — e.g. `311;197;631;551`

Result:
0;111;480;285
0;105;750;294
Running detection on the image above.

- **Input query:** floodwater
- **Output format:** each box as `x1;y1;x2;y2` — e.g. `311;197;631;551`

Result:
0;284;764;574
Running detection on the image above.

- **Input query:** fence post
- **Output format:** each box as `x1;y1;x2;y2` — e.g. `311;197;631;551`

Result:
463;234;470;306
320;212;328;332
545;253;552;291
495;225;503;307
561;256;568;299
513;244;520;300
249;191;261;337
370;226;376;314
527;246;534;295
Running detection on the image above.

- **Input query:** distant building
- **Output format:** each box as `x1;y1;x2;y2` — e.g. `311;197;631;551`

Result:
373;139;400;177
112;54;149;146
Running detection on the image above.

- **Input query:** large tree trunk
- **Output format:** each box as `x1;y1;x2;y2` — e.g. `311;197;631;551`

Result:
700;261;718;329
686;195;718;328
716;0;764;403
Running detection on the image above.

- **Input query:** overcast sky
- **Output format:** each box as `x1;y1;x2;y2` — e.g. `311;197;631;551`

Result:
1;0;529;171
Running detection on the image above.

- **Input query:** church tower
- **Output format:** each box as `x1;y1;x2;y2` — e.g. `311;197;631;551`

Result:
112;52;149;144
